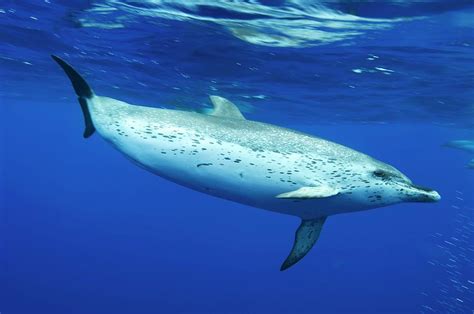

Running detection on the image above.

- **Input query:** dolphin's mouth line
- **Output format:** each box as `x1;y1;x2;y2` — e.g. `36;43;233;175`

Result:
396;182;441;202
410;184;435;193
394;181;435;193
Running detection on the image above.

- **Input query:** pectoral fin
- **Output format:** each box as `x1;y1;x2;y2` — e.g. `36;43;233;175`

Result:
281;217;327;271
208;95;246;120
276;186;339;199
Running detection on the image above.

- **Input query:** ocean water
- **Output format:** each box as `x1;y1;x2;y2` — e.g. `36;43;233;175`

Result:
1;1;474;313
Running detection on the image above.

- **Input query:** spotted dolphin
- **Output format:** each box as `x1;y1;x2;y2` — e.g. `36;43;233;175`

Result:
52;56;440;270
444;140;474;169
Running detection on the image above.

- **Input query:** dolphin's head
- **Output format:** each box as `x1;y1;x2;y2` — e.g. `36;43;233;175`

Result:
443;140;474;153
468;159;474;169
349;158;441;208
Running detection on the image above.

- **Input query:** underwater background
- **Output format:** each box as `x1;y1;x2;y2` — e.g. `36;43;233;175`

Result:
1;0;474;313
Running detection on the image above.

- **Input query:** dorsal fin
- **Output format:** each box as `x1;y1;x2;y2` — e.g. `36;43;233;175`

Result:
208;95;245;120
281;217;327;271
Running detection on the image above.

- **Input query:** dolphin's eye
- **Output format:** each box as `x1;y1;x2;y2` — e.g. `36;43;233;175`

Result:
373;170;387;178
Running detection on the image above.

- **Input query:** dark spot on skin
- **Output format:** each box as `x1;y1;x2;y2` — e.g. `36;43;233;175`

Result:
197;163;213;168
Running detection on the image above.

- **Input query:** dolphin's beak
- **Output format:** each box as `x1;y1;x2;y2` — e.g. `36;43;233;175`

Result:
407;184;441;202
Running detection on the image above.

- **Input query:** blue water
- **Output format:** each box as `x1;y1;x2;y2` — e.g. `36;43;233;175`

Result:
2;1;474;313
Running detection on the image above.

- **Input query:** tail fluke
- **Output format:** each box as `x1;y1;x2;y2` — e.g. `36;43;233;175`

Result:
51;55;95;138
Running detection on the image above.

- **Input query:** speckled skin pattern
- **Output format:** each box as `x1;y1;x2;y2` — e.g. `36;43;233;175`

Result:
89;96;439;219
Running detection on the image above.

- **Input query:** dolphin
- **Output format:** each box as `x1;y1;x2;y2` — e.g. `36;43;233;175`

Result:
52;55;440;270
469;159;474;169
444;140;474;169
